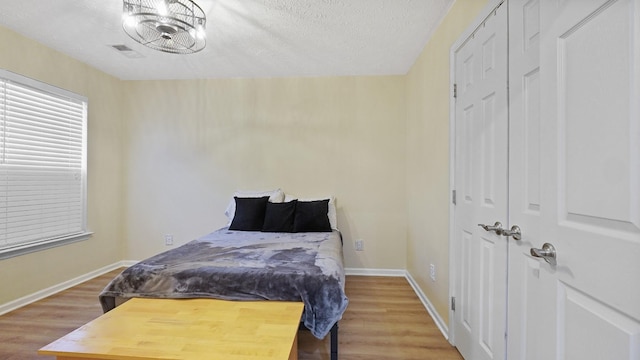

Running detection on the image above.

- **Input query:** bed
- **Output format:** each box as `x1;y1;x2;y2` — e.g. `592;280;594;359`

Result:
99;192;348;360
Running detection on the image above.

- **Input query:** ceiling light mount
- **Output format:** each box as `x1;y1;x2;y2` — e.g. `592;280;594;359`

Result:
122;0;206;54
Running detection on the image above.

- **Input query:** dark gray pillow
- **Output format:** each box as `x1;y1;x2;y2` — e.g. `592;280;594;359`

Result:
229;196;269;231
293;199;332;232
262;200;297;233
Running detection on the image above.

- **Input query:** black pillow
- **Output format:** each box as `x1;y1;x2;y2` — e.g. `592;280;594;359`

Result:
293;199;332;232
262;200;297;233
229;196;270;231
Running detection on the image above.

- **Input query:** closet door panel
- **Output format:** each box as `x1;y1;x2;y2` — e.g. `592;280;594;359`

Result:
507;0;543;358
451;3;509;360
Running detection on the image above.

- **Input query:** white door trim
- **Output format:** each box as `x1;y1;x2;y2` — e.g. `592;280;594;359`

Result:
448;0;506;346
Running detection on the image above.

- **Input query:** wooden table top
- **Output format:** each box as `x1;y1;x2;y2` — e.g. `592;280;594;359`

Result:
38;298;304;360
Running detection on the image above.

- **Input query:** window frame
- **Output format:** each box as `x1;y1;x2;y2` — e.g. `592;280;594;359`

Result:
0;69;92;259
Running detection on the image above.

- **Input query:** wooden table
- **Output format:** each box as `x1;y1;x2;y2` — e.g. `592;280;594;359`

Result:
38;298;304;360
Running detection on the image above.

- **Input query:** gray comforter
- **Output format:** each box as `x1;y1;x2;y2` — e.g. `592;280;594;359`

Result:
99;228;348;339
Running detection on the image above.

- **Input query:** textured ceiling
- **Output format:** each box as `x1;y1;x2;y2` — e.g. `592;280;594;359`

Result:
0;0;454;80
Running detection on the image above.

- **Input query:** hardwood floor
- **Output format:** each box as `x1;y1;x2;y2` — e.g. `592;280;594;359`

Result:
0;269;123;360
0;269;462;360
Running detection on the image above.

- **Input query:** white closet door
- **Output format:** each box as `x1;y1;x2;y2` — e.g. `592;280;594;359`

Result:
506;0;544;358
508;0;640;359
451;3;509;360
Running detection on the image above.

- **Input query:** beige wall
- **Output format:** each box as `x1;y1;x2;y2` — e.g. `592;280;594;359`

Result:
0;27;125;305
0;2;488;326
0;26;407;307
405;0;489;326
122;77;407;269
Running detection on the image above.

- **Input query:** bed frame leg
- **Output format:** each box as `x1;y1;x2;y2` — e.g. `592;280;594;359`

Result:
297;322;339;360
330;323;338;360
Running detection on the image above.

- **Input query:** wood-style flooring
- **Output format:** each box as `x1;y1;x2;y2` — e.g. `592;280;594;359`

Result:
0;269;462;360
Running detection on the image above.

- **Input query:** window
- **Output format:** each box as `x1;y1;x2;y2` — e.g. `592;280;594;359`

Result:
0;70;91;259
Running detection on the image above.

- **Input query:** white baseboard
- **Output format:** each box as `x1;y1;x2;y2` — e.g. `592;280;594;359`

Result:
120;260;139;267
404;271;449;340
0;261;128;316
344;267;406;277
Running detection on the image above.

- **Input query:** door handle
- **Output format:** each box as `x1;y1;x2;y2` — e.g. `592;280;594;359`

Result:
502;225;522;240
530;243;557;266
478;221;504;235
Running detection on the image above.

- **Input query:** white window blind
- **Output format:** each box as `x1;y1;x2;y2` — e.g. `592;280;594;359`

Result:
0;70;90;258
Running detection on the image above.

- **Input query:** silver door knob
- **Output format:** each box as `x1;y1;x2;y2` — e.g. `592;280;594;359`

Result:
478;221;504;235
530;243;557;266
502;225;521;240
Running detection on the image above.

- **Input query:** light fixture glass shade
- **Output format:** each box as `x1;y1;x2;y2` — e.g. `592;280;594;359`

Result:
122;0;206;54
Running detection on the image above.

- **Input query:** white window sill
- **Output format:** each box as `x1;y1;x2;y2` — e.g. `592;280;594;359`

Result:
0;232;94;260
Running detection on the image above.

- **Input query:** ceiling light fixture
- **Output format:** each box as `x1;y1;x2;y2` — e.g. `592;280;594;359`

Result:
122;0;206;54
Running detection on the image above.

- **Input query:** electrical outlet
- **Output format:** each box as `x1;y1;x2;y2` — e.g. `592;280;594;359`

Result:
430;263;436;281
355;239;364;251
164;234;173;246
